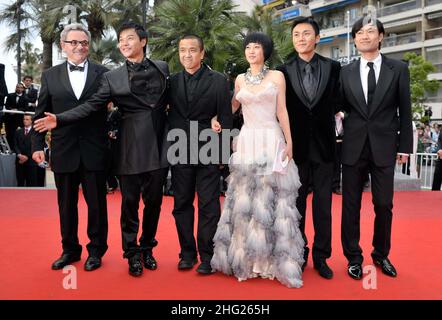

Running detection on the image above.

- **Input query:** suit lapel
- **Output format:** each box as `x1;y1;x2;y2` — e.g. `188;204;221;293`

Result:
286;59;310;108
59;62;77;100
348;59;369;117
117;64;131;95
80;61;99;100
368;55;394;117
173;71;189;117
310;56;331;108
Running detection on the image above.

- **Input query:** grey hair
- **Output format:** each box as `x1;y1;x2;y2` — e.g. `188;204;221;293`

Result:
60;23;91;42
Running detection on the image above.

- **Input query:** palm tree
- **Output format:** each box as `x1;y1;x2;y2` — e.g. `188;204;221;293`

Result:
149;0;241;73
233;5;294;71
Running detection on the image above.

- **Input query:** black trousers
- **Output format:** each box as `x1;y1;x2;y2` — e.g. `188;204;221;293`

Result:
54;165;108;257
296;157;334;263
432;159;442;191
119;168;168;258
341;141;395;264
332;141;343;190
16;162;38;186
171;164;221;262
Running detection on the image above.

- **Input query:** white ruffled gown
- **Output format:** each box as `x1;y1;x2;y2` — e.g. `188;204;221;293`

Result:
211;81;305;288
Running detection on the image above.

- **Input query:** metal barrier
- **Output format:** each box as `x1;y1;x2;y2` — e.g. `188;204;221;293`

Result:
396;153;440;190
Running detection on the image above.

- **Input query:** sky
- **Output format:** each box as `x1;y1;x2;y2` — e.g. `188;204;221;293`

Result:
0;0;155;91
0;0;23;91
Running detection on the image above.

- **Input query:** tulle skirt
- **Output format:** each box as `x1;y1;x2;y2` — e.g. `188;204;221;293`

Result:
211;159;305;288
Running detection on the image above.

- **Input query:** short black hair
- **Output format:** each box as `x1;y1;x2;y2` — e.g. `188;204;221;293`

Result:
291;16;320;36
179;34;204;51
117;22;148;53
351;16;385;49
23;75;33;81
243;32;274;61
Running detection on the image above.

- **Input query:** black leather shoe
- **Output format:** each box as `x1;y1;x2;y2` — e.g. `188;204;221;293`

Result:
178;258;198;270
196;261;214;275
128;256;143;277
314;261;333;279
51;253;81;270
84;256;101;271
142;252;157;270
301;247;309;272
373;258;397;277
348;263;363;280
332;188;342;195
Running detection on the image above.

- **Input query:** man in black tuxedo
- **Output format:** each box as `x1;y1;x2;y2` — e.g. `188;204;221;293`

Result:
14;114;38;186
168;35;232;274
21;75;38;109
32;23;109;272
34;22;170;277
0;63;7;116
340;18;412;279
278;17;341;279
5;83;29;148
431;132;442;190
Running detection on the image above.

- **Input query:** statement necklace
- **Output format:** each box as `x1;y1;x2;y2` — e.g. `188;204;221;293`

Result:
244;65;269;85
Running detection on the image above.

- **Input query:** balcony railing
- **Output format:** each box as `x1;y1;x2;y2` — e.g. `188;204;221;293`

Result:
425;27;442;40
383;31;422;48
377;0;421;18
431;63;442;73
427;0;441;6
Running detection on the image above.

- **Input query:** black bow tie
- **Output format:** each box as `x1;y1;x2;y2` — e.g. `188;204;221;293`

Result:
69;64;85;72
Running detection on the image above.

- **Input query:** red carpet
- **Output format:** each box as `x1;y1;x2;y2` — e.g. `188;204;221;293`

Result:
0;189;441;300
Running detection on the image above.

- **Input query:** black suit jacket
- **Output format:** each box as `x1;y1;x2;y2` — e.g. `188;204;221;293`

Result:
55;59;170;175
5;93;30;112
339;55;413;167
168;66;233;165
278;54;341;165
32;61;110;173
24;86;38;105
14;127;37;165
0;63;7;107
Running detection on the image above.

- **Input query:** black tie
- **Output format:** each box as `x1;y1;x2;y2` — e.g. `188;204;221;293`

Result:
69;64;85;72
303;63;316;103
367;62;376;107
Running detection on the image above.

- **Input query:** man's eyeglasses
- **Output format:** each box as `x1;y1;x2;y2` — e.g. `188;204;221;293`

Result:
63;40;89;47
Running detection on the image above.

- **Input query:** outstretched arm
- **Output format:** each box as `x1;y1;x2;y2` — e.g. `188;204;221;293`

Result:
275;71;293;161
34;75;112;132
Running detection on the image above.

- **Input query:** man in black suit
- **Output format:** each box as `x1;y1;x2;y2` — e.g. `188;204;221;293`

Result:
34;22;170;277
0;63;7;124
431;131;442;191
5;83;29;148
14;114;38;186
32;23;109;272
340;17;413;280
168;35;232;274
278;17;341;279
21;75;38;109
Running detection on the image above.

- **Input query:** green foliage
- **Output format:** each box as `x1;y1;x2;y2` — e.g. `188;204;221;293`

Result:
403;52;441;123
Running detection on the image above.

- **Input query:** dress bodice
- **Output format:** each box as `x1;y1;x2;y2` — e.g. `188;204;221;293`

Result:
236;81;280;130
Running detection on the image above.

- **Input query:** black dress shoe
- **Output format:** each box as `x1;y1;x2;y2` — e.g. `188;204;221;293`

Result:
142;252;157;270
373;258;397;277
348;263;363;280
128;256;143;277
178;258;198;270
84;256;102;271
301;247;309;272
196;261;214;275
51;253;81;270
314;261;333;279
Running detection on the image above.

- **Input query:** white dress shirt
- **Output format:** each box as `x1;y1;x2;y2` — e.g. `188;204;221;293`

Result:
360;54;382;104
67;60;88;100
